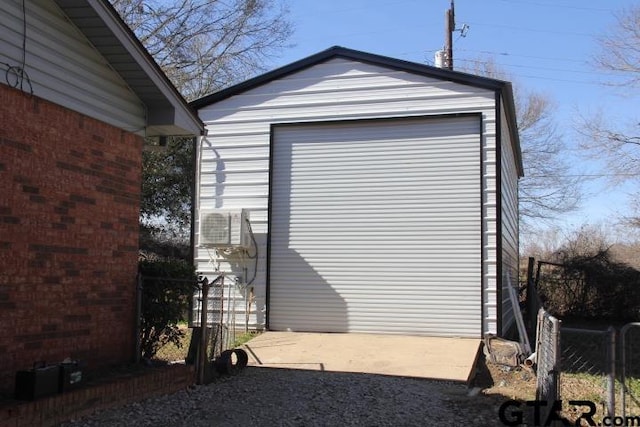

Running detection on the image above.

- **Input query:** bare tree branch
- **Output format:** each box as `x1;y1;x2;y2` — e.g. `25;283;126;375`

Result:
110;0;293;246
110;0;293;101
463;57;582;231
579;5;640;226
592;5;640;88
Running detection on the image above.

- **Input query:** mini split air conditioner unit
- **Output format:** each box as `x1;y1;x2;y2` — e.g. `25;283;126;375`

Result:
199;209;250;248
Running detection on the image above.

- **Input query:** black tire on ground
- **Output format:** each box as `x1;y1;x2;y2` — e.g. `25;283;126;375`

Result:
215;349;248;375
233;348;248;369
214;350;234;374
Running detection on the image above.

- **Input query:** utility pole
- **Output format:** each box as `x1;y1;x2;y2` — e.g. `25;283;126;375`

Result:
435;0;467;70
444;0;455;70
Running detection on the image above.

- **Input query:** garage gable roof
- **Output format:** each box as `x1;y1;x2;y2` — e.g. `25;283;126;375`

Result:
53;0;203;137
192;45;522;175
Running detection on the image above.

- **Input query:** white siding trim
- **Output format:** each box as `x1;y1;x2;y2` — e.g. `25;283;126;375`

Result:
500;100;520;335
0;0;145;132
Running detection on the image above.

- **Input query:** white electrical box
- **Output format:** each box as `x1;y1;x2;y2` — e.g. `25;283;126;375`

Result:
198;209;250;248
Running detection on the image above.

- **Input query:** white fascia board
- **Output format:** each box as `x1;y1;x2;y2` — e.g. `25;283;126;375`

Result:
83;0;203;136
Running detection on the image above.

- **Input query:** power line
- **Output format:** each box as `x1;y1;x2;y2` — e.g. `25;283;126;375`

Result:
492;0;613;12
453;60;612;86
456;48;587;65
465;21;595;37
528;174;640;178
500;74;604;85
456;58;618;78
302;0;422;15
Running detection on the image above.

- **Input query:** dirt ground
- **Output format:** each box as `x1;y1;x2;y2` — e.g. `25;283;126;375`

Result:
475;357;537;400
466;355;612;426
447;355;539;425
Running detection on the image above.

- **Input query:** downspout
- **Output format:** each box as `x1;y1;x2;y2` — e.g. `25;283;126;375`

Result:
135;271;142;364
189;136;198;265
189;135;203;328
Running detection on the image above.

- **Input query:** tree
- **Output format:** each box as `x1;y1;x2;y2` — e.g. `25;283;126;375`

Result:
592;5;640;89
463;58;582;232
515;89;581;228
109;0;293;254
111;0;293;101
580;5;640;224
139;137;194;258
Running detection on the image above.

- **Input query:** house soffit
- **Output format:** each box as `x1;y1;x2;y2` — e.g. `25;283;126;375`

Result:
51;0;203;136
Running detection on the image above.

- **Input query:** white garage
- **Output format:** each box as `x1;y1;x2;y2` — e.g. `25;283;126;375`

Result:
192;46;522;338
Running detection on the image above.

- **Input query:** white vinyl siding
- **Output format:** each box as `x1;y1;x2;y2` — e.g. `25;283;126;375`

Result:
269;116;482;336
0;0;145;132
500;102;520;335
196;57;500;335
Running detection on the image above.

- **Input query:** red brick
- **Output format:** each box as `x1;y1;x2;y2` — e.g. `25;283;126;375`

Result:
0;85;143;394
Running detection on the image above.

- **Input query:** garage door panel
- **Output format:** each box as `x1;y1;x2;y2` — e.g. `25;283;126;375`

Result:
269;116;482;337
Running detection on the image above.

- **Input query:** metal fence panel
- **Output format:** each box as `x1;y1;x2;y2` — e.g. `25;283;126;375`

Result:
536;309;561;422
562;328;610;375
561;327;616;417
621;323;640;417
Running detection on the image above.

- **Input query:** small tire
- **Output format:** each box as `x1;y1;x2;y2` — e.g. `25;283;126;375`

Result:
214;349;249;375
233;348;248;370
214;350;234;374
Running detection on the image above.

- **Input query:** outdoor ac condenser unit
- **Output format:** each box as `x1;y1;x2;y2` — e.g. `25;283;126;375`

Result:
199;209;250;248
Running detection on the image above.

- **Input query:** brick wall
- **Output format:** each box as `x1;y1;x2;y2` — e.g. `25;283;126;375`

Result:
0;84;143;393
0;364;195;427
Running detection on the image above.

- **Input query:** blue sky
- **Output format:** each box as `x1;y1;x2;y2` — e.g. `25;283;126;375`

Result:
268;0;638;233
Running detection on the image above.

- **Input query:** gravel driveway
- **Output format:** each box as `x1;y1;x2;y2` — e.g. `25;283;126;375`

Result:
61;367;501;426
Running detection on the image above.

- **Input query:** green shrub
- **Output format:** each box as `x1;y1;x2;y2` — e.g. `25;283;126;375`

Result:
139;260;198;360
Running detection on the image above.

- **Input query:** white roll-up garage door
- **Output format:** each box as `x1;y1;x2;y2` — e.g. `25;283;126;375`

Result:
269;115;482;337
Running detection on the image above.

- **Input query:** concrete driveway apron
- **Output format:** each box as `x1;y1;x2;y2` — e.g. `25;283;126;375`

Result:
241;331;480;383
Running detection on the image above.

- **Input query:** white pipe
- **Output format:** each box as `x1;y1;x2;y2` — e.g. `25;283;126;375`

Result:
524;351;537;367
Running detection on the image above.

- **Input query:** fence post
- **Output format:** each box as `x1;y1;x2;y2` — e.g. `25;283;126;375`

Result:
607;326;615;417
621;323;628;418
135;273;143;364
526;257;536;343
536;309;561;425
197;277;209;385
620;322;640;417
